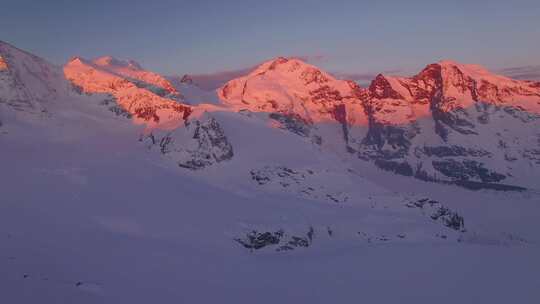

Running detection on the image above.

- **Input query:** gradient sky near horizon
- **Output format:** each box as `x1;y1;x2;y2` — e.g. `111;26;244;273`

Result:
1;0;539;76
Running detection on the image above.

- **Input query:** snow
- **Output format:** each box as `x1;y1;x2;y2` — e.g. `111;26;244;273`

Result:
218;57;367;125
64;56;189;130
167;76;221;105
1;43;540;303
2;99;539;303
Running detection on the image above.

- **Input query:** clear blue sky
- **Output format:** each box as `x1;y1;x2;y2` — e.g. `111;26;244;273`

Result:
1;0;539;75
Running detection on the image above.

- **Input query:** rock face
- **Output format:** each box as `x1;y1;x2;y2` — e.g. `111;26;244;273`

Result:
2;40;538;187
0;40;68;112
64;56;191;129
142;115;234;170
235;228;314;252
406;198;465;232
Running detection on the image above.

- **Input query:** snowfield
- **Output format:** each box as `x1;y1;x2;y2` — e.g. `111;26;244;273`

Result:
1;40;539;303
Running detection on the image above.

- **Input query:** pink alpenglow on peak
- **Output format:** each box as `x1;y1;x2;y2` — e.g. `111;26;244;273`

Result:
218;57;369;126
362;60;540;126
91;56;181;99
64;56;191;130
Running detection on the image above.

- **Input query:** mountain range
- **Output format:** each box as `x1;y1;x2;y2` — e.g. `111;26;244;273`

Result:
1;39;540;303
2;41;540;190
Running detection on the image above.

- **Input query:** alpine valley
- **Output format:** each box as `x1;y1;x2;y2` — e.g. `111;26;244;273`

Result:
1;40;539;303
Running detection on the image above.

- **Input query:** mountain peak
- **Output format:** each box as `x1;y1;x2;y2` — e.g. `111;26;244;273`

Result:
368;74;405;99
218;56;369;126
67;56;88;66
250;56;311;75
437;59;462;67
64;56;190;129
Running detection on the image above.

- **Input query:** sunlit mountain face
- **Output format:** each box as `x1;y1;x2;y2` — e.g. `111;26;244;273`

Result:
1;5;540;301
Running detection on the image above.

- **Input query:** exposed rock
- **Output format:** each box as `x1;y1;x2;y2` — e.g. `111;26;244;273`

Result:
418;145;491;158
406;198;465;232
269;112;311;138
250;166;349;203
374;159;414;176
235;227;315;252
432;159;506;183
142;116;233;170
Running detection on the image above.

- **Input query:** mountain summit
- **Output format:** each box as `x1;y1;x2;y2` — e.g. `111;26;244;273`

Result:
218;57;367;124
352;60;540;188
64;56;191;129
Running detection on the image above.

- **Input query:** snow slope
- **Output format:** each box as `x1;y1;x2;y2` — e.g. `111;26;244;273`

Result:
2;83;539;304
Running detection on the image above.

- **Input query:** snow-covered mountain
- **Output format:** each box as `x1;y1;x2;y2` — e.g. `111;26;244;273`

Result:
0;40;69;112
218;57;369;150
2;41;539;304
218;57;367;122
64;56;191;129
354;61;540;190
218;58;540;190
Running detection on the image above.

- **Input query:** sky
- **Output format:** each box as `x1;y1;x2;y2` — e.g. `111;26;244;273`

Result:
1;0;539;77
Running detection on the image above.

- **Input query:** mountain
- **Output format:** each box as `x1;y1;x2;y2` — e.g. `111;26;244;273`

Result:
0;40;69;112
218;57;369;150
218;57;366;121
64;56;191;129
218;58;540;190
353;60;540;189
2;42;540;304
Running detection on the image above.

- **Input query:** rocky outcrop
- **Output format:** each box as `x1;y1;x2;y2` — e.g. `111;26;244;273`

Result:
218;57;370;146
406;198;465;232
235;227;314;252
142;116;233;170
